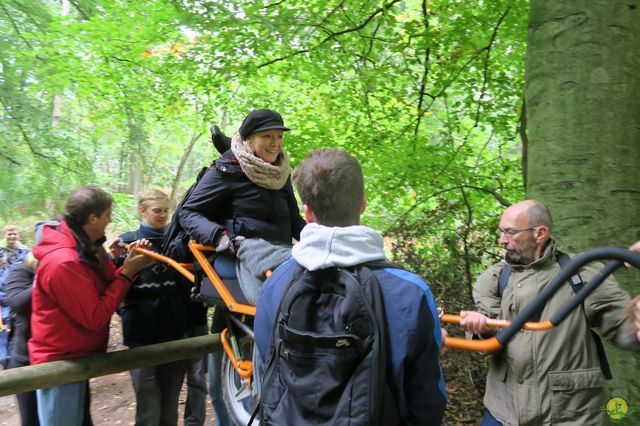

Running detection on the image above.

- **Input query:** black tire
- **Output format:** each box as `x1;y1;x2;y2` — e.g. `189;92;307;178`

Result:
221;336;258;425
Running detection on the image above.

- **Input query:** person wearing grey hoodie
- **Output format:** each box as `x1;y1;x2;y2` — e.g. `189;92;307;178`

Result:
255;148;447;425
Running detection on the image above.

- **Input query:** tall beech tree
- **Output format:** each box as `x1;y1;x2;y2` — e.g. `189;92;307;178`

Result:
526;0;640;404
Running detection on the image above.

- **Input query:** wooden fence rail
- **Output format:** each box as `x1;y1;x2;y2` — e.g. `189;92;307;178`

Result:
0;334;221;397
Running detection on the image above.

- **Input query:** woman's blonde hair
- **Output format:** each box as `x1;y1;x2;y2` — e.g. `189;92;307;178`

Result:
3;224;18;234
137;188;169;211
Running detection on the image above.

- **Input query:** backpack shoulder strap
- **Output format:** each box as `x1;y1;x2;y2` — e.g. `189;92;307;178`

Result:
556;251;612;380
498;263;511;297
499;252;586;296
161;161;216;257
262;262;308;360
354;261;401;424
555;251;584;290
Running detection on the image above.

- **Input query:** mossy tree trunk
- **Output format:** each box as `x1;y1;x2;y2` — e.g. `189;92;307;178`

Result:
525;0;640;406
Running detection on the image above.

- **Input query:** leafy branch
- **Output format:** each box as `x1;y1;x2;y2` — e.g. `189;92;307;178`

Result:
0;3;35;50
459;187;475;299
258;0;402;69
68;0;91;20
427;6;512;183
0;152;20;165
413;0;433;141
384;183;512;235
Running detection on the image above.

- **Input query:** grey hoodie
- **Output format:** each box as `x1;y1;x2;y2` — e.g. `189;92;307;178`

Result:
291;222;386;271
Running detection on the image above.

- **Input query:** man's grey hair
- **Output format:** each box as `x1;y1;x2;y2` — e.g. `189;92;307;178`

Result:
527;200;553;229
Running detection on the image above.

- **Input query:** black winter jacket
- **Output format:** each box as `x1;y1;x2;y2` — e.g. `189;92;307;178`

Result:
4;264;35;364
178;150;306;246
117;225;192;348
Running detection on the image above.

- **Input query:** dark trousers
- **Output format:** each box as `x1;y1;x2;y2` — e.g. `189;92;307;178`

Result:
184;355;207;426
184;324;209;426
8;358;39;426
130;359;189;426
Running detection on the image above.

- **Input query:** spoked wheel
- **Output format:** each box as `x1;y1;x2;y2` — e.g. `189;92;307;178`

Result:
221;336;258;425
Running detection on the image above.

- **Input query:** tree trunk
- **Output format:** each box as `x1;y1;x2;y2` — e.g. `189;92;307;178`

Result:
526;0;640;405
169;131;202;208
124;105;148;197
51;95;62;128
50;0;69;128
131;150;142;196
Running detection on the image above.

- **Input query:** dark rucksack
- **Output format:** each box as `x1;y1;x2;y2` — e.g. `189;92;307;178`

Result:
260;261;400;426
498;251;612;379
162;163;213;261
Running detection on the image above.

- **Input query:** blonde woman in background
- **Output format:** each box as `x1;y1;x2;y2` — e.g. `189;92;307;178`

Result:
112;188;196;426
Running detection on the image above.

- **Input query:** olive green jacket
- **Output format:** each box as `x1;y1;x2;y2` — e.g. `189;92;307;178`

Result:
473;241;639;425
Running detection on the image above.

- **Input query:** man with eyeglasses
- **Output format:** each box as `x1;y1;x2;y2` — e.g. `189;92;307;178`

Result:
458;199;640;426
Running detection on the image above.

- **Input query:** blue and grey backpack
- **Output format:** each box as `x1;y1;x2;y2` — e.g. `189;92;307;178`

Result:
259;261;400;426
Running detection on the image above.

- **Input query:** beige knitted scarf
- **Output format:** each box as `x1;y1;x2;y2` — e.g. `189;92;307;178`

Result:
231;134;291;190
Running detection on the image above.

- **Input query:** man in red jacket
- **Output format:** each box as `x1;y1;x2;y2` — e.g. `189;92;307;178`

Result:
29;186;152;426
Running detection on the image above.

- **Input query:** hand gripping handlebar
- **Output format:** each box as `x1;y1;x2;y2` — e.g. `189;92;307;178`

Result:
441;246;640;352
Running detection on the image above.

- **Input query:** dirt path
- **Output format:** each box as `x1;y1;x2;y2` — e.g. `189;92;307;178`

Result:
0;316;214;425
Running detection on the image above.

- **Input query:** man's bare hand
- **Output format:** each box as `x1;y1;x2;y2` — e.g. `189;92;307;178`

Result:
121;239;154;278
459;310;497;336
626;296;640;342
624;241;640;269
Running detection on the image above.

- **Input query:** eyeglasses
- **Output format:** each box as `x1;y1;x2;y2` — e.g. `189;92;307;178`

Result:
499;227;536;238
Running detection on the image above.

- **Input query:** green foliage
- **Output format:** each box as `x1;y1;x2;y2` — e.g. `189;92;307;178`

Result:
0;1;530;420
110;192;138;234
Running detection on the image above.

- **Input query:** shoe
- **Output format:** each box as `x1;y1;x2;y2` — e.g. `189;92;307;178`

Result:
210;125;232;154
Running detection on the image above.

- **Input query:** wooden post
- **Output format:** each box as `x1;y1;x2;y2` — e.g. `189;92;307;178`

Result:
0;334;221;397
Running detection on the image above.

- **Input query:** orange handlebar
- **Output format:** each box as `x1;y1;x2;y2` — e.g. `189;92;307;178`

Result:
128;246;195;283
440;314;553;331
440;314;553;352
443;336;501;352
126;241;256;316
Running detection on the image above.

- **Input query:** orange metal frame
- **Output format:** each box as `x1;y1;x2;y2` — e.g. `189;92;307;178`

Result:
130;245;549;354
131;245;638;356
188;241;257;316
220;328;253;381
439;313;553;351
131;241;256;378
443;335;502;352
440;314;553;331
131;242;257;316
130;247;195;283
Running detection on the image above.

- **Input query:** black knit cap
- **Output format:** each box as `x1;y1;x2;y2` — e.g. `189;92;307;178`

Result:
239;109;290;140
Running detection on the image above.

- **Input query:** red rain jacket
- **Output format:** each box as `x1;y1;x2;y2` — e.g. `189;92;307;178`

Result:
29;221;130;364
